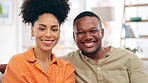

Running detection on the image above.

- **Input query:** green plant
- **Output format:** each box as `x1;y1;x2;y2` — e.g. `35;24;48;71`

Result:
0;3;2;16
125;47;143;53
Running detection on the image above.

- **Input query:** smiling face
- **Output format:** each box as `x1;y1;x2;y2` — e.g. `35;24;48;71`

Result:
32;13;60;52
73;16;104;56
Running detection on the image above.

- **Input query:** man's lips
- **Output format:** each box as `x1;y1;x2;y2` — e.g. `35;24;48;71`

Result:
83;42;95;47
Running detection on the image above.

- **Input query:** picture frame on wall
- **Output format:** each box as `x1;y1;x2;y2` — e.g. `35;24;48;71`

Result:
0;0;13;25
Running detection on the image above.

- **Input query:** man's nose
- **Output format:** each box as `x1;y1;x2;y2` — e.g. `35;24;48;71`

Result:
83;32;93;40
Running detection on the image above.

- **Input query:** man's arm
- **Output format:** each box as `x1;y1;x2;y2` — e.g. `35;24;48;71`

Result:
128;53;148;83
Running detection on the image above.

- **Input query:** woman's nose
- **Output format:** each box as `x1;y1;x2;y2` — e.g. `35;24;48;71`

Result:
45;29;52;37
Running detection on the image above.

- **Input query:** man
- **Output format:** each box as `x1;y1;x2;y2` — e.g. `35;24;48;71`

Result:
61;11;148;83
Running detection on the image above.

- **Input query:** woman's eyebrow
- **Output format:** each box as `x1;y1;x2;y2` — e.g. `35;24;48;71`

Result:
38;24;46;27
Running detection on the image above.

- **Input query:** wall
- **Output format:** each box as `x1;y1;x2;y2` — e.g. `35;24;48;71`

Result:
1;0;141;64
0;0;124;63
0;0;23;64
86;0;124;47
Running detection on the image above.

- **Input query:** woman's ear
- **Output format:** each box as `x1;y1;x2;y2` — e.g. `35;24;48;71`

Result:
31;27;35;40
30;27;35;40
31;27;34;37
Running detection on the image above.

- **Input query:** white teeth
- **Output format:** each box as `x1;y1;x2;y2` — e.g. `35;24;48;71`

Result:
84;42;94;47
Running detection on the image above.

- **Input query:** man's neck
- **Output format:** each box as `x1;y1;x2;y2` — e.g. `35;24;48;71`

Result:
89;46;111;63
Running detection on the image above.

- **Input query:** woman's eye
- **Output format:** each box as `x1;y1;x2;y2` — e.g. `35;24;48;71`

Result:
39;28;45;31
52;28;58;32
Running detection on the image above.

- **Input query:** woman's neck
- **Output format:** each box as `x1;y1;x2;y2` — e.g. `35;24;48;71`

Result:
34;47;51;62
34;47;52;73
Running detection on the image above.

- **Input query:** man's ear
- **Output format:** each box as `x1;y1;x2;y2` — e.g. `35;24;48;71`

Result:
101;28;104;39
73;32;76;42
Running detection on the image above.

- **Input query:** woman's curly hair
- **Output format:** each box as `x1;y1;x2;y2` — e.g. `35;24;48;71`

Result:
20;0;70;26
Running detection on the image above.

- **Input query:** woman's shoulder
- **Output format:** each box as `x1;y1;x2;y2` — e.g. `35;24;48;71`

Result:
10;53;24;61
8;53;26;66
9;49;34;63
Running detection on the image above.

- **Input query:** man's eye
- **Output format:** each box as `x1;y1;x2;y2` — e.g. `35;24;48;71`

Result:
77;32;85;35
90;30;99;34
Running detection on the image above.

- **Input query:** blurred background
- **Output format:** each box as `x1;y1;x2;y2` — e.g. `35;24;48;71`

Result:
0;0;148;64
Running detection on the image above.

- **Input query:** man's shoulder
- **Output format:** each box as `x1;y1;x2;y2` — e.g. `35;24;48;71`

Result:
110;46;138;59
59;50;80;61
111;46;134;54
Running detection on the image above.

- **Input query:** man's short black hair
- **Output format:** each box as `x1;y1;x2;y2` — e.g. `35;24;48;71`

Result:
73;11;102;28
20;0;70;26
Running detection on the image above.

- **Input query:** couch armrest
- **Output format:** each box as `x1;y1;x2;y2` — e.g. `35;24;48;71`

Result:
0;64;7;74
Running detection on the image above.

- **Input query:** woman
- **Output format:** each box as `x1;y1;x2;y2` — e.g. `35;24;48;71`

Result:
2;0;75;83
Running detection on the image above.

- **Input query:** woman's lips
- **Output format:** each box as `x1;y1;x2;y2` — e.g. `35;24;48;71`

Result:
42;40;53;45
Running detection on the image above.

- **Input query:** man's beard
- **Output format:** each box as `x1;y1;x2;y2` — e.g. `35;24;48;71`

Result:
81;44;101;57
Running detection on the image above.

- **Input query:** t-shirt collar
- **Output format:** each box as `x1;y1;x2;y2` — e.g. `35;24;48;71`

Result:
79;46;113;60
24;48;62;66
